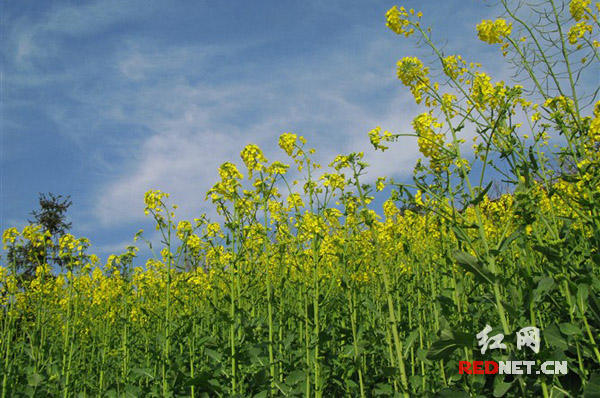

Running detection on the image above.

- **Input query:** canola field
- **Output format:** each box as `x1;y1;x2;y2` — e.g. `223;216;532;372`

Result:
2;1;600;397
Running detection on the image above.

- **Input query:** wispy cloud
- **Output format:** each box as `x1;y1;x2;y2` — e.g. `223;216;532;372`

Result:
3;0;512;256
88;33;425;226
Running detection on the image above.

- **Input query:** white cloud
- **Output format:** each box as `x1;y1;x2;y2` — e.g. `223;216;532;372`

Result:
88;33;424;226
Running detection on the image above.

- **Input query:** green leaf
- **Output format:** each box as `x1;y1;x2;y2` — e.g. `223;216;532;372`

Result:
452;250;495;285
528;146;539;172
543;324;568;350
426;338;459;360
561;173;580;183
584;372;600;398
286;370;306;385
577;284;589;314
589;290;600;323
493;376;513;397
532;245;560;261
416;348;432;365
27;372;44;387
204;347;222;362
124;385;141;398
495;229;521;254
452;330;475;348
341;344;355;357
183;374;210;387
408;375;422;390
373;383;393;396
403;329;419;356
470;181;493;206
533;277;555;302
558;322;582;336
437;388;470;398
451;225;472;244
345;379;359;389
131;367;154;380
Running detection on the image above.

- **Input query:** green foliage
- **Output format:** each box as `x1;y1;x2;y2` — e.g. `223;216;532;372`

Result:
1;1;600;397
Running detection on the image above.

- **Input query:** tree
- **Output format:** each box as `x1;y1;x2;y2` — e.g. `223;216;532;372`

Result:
6;193;72;281
29;193;72;239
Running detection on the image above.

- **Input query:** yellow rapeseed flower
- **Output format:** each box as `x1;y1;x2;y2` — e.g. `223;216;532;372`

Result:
396;56;428;86
287;193;305;210
412;112;444;159
386;6;418;37
144;190;169;215
396;56;431;104
570;0;591;21
476;19;512;44
279;133;303;156
240;144;267;177
2;227;19;249
568;21;593;44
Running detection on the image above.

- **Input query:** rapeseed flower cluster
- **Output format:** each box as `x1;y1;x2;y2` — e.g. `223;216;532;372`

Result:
469;72;508;111
144;189;169;215
442;55;467;80
590;100;600;143
566;0;598;48
278;132;306;157
385;6;421;37
412;112;444;161
476;19;512;44
568;21;593;44
396;56;430;104
368;126;395;151
240;144;268;177
570;0;592;21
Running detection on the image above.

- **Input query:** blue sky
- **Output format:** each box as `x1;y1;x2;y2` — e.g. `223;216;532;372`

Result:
2;0;507;260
